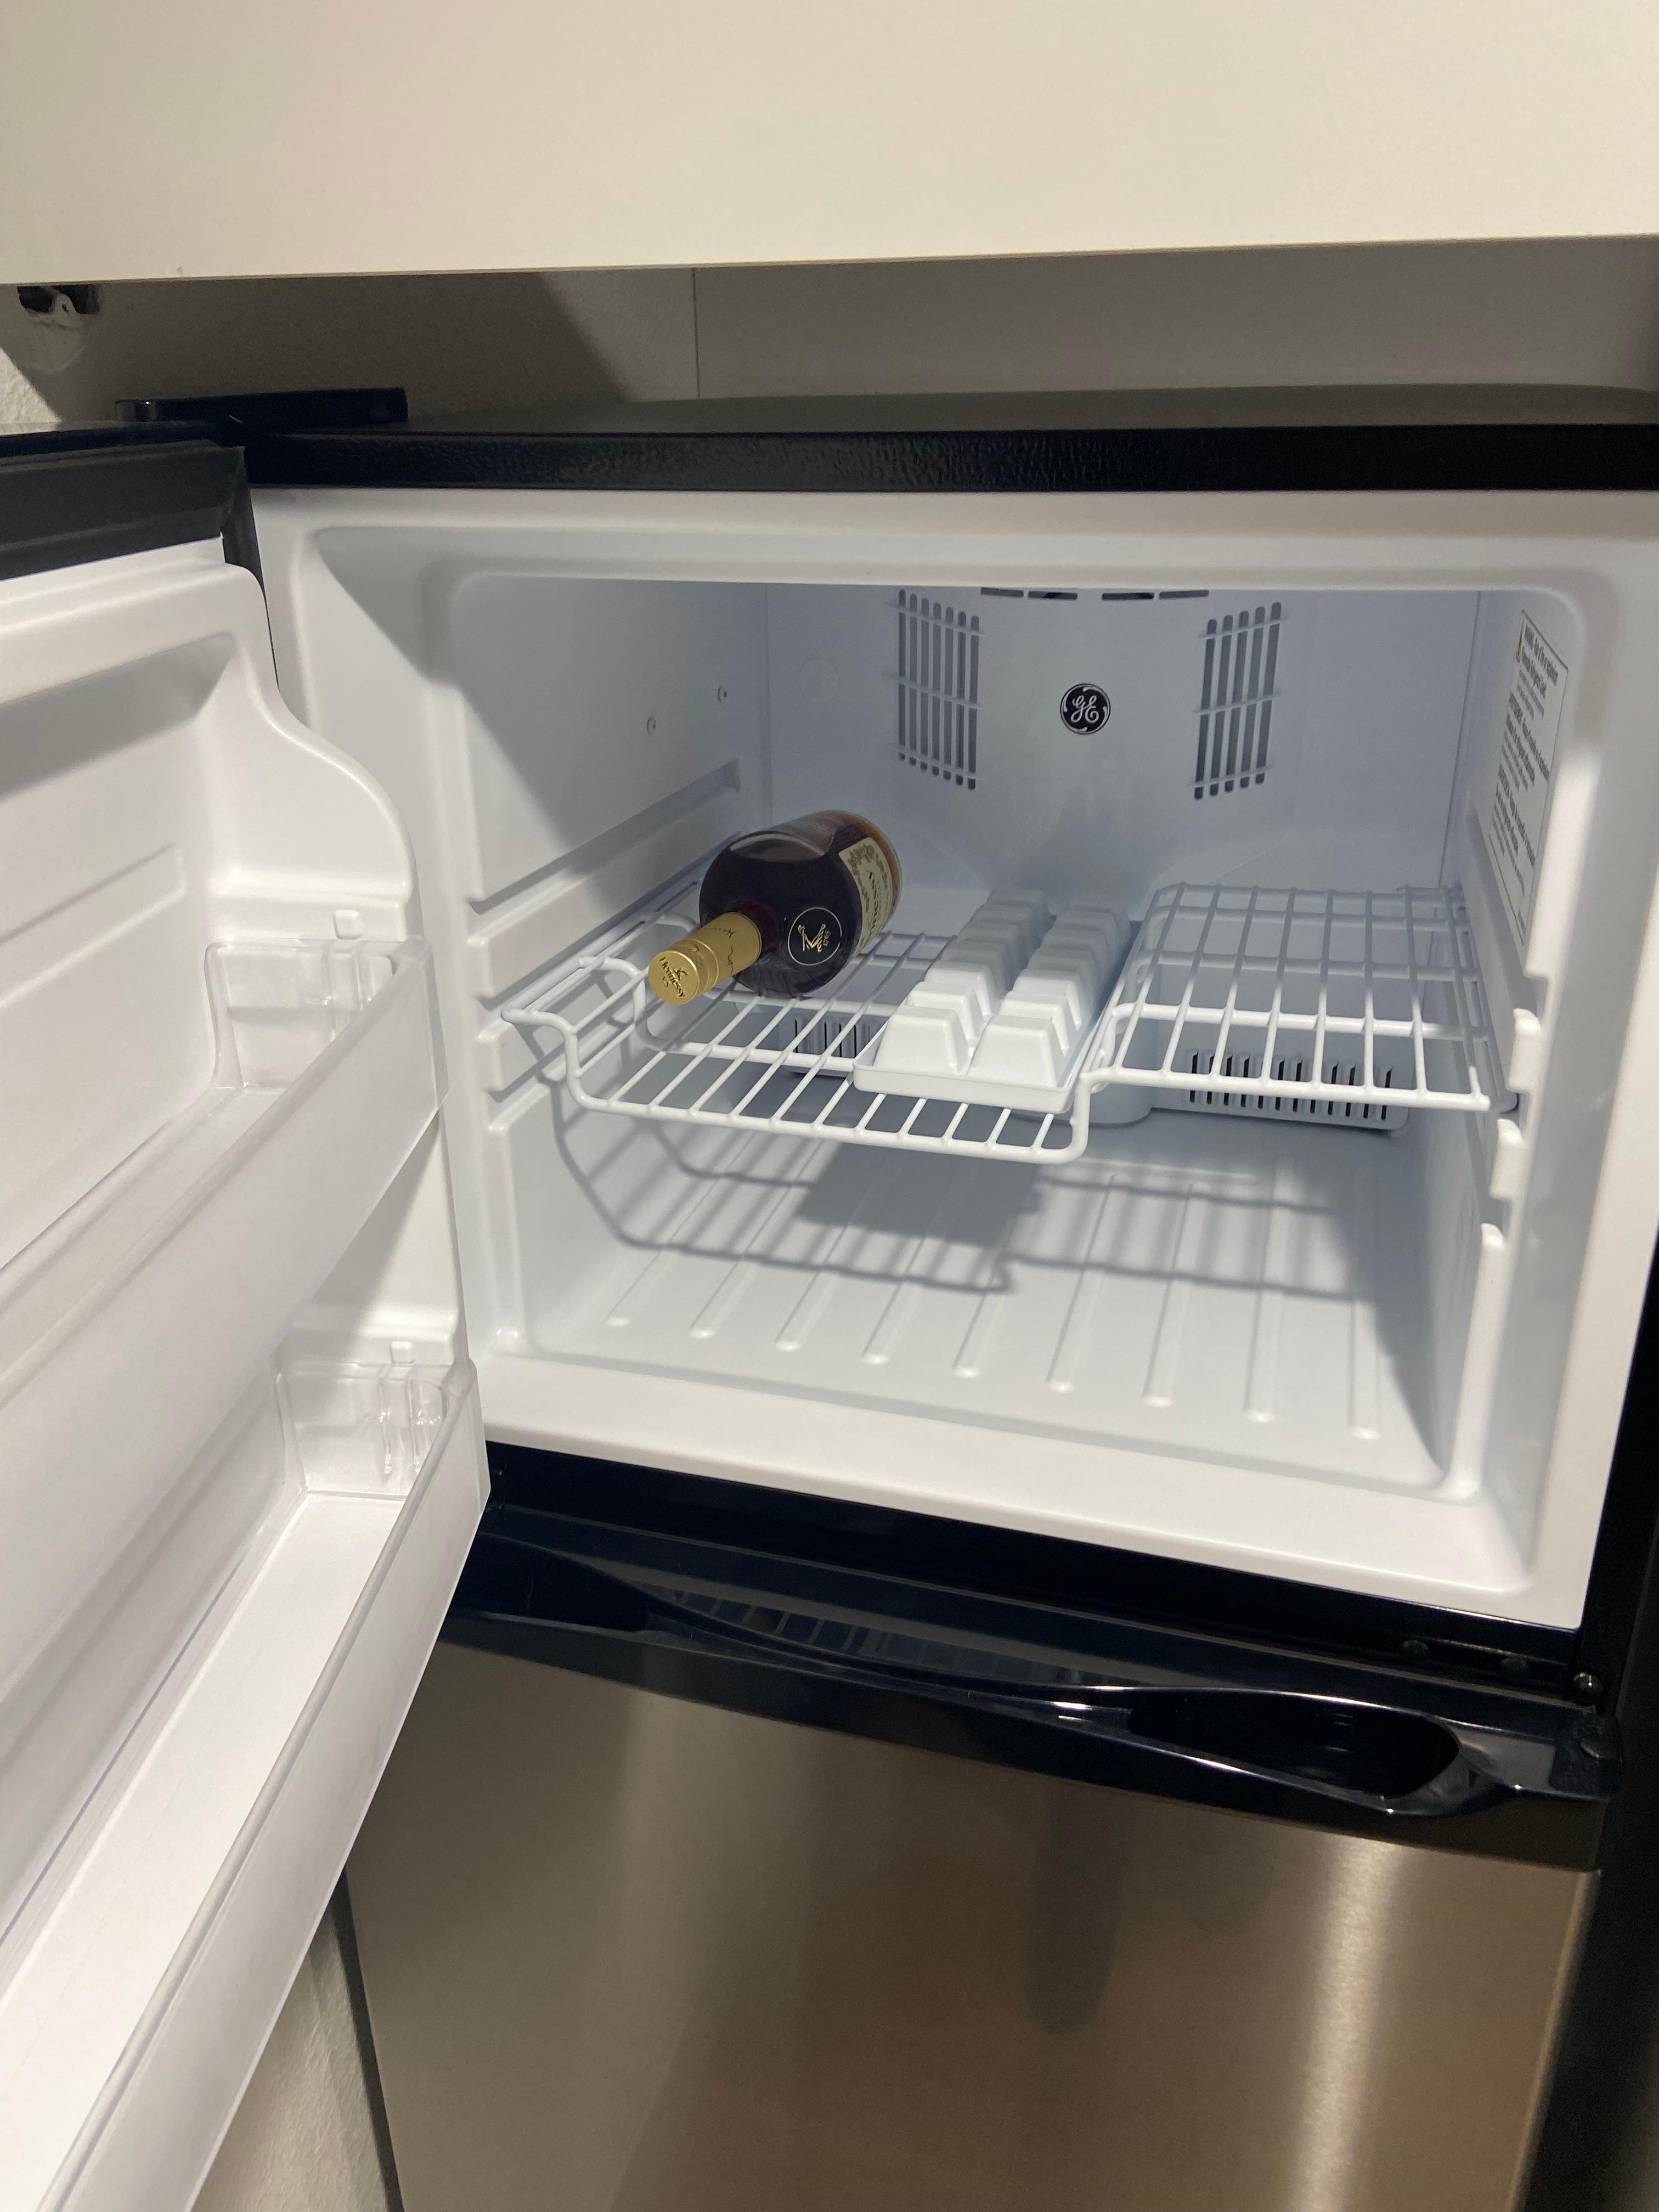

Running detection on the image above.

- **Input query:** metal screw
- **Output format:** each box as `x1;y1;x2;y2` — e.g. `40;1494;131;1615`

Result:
1401;1638;1430;1661
1571;1671;1603;1705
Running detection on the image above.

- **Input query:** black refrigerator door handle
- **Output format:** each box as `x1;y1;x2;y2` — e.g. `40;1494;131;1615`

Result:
627;1593;1490;1819
450;1544;1516;1822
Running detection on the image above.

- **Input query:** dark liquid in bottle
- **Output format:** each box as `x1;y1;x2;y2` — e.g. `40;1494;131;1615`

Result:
699;812;900;998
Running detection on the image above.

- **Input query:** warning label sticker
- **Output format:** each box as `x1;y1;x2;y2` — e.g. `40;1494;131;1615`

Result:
1481;611;1569;956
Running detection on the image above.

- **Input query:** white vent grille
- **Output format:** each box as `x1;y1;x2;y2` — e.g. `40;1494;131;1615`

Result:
1164;1048;1407;1128
898;593;979;789
1195;603;1282;800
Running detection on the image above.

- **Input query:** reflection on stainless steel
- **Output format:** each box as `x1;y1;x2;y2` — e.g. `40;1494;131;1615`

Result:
351;1647;1589;2212
1287;1846;1409;2212
1022;1784;1129;2034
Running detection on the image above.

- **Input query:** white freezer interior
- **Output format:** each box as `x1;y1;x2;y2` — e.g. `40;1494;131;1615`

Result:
257;488;1659;1628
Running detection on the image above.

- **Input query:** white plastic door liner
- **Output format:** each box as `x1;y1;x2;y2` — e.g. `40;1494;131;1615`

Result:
0;540;486;2212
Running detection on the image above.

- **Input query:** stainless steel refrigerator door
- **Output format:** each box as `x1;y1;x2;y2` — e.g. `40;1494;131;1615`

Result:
349;1644;1589;2212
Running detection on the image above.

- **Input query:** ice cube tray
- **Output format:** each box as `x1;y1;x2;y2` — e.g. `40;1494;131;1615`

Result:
859;893;1133;1113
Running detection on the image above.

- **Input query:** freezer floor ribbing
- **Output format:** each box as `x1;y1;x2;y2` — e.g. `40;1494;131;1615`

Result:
535;1109;1447;1494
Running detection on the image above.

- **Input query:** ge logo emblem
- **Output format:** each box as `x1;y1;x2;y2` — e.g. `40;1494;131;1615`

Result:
1060;683;1111;733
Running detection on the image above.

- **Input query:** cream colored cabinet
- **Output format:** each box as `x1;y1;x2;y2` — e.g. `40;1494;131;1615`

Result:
2;0;1656;283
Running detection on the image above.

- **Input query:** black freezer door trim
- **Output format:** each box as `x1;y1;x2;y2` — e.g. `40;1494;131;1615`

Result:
0;425;258;585
238;407;1659;496
452;1446;1617;1871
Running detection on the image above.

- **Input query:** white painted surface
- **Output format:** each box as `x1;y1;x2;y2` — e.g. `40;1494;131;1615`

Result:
5;2;1659;280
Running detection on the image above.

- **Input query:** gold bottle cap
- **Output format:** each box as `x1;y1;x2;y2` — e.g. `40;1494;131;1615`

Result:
647;912;762;1004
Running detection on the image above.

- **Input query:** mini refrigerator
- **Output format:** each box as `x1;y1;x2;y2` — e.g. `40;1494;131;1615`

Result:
4;397;1659;2211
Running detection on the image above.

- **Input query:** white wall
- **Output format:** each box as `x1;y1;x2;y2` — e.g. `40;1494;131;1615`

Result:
7;1;1659;281
4;238;1659;432
694;241;1659;398
191;1892;394;2212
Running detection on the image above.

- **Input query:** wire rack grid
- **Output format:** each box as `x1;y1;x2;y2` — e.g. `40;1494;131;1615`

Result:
505;878;1506;1160
502;887;1098;1162
1079;883;1502;1116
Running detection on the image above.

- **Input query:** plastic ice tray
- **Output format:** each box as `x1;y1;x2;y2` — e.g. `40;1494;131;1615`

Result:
856;893;1133;1113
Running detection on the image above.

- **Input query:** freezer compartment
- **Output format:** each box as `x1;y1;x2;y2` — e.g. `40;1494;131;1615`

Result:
481;584;1576;1581
256;500;1659;1624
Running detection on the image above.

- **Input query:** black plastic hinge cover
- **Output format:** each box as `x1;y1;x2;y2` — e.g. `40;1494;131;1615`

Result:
117;387;409;438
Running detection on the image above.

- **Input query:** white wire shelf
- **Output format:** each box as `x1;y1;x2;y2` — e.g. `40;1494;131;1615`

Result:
502;879;1093;1160
1082;883;1502;1118
502;877;1505;1164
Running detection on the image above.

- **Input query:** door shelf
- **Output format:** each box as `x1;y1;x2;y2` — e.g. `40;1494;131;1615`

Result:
505;879;1505;1164
0;1355;486;2212
0;937;446;1743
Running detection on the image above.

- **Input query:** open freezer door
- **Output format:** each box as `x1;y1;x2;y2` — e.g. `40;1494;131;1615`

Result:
0;432;487;2212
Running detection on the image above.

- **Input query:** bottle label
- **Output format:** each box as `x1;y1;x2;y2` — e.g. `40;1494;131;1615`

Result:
787;905;844;968
839;837;896;952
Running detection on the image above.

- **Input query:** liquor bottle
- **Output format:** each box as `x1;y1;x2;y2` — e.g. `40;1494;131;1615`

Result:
647;811;902;1005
